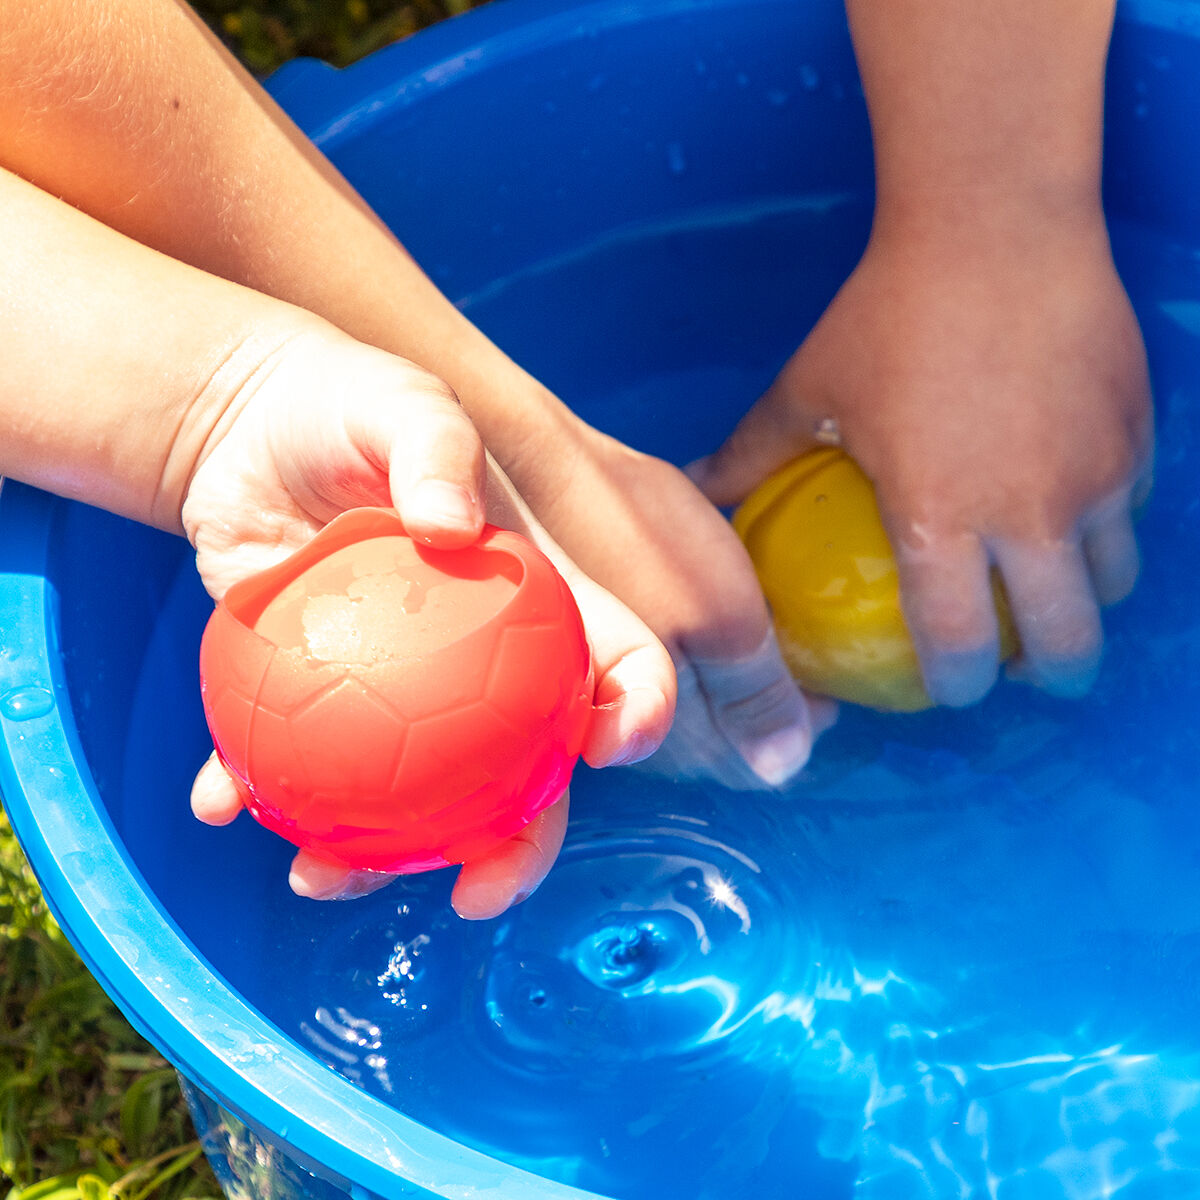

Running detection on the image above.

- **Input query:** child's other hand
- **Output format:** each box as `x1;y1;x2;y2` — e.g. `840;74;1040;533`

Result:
181;324;675;918
494;414;833;790
691;206;1153;707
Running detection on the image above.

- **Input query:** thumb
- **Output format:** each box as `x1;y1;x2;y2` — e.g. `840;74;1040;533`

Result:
648;629;835;790
687;379;830;508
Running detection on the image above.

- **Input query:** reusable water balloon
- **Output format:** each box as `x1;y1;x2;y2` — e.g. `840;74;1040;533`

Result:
199;508;593;873
733;447;1017;711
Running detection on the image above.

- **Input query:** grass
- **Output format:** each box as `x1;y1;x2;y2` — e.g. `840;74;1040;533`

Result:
0;813;215;1200
0;4;479;1198
198;0;486;74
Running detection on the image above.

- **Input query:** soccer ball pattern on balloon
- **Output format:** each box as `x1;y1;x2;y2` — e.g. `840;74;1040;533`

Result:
199;509;593;874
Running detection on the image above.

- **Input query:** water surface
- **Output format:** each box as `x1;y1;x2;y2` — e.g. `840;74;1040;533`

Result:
121;200;1200;1198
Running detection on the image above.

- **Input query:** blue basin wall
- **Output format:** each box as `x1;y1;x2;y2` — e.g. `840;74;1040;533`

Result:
1;1;1198;1197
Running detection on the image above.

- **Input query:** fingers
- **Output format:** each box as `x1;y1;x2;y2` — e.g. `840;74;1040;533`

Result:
185;331;491;598
992;475;1147;696
190;751;245;825
288;850;398;902
331;349;487;548
990;538;1103;698
892;533;1003;708
289;797;567;916
383;381;487;549
483;466;678;770
191;752;401;901
1081;494;1140;606
290;797;568;915
450;798;570;920
679;628;821;788
894;514;1133;706
567;571;677;770
193;740;560;914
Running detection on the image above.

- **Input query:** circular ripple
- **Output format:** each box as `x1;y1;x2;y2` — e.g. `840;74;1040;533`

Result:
474;814;817;1070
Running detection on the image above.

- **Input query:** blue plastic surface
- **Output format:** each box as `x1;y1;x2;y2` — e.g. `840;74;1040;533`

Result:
2;0;1200;1196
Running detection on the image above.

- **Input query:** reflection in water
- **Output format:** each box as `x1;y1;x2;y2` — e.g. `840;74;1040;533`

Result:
299;1006;394;1097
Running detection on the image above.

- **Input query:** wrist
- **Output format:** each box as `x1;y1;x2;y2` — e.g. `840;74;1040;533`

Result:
454;362;581;478
870;135;1103;229
845;0;1114;252
0;164;325;534
164;311;323;534
869;182;1111;262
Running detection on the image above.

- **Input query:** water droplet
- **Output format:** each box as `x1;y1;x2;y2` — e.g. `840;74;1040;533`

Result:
1135;102;1150;120
1;686;54;722
815;494;828;505
767;89;790;107
578;922;665;990
799;64;821;91
666;141;687;175
378;932;431;1004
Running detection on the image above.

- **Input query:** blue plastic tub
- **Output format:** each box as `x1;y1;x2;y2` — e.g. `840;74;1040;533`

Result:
3;0;1200;1195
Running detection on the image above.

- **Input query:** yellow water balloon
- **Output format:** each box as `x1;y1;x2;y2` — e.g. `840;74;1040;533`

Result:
733;448;1017;711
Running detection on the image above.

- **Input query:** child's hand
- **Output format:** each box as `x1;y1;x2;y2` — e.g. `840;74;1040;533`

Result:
0;0;825;793
691;208;1153;706
488;413;832;790
181;325;676;918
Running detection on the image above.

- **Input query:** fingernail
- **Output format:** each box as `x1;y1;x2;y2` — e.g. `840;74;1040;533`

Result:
289;867;340;900
1008;654;1100;700
606;730;656;768
923;651;999;709
740;721;812;787
289;861;390;901
588;684;671;768
411;479;478;531
453;883;524;921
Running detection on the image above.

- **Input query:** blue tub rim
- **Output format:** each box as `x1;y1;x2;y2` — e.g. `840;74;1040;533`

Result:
0;0;1196;1192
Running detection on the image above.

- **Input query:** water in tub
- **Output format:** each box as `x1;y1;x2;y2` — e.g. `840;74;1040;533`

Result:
124;195;1200;1197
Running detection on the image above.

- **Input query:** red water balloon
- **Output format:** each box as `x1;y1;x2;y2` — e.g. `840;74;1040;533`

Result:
199;508;593;873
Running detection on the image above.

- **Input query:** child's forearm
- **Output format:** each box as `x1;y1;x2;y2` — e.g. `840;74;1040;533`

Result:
0;0;391;311
0;166;302;530
0;0;558;462
845;0;1115;232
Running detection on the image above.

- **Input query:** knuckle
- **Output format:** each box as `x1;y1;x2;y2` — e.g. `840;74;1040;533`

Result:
411;373;464;414
716;674;806;734
912;591;993;653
